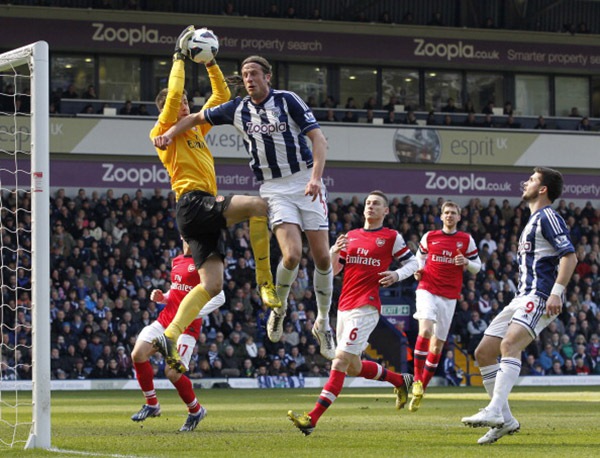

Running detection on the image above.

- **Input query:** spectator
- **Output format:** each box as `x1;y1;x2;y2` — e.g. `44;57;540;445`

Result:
341;110;358;123
308;8;322;20
443;350;464;386
384;110;399;124
503;101;513;115
568;107;580;117
263;3;280;18
482;100;495;115
574;355;591;375
403;110;417;125
504;115;521;129
354;11;370;23
562;358;577;375
426;111;436;126
222;2;239;16
463;112;477;127
576;117;591;131
482;16;495;29
119;100;137;116
383;95;399;112
480;113;494;128
363;96;377;110
400;12;415;25
534;115;547;129
463;100;476;113
441;98;458;113
82;85;98;99
62;84;79;99
466;311;487;356
427;11;444;26
379;11;393;24
284;5;296;19
538;343;565;372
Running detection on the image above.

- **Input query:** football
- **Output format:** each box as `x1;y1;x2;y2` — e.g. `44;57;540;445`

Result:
187;28;219;64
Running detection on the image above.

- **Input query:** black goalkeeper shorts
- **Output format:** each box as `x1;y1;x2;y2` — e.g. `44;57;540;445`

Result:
176;190;232;269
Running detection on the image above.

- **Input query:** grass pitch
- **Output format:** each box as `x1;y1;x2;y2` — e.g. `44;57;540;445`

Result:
1;386;599;457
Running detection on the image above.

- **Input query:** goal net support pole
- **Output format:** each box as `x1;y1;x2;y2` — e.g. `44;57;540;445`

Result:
26;40;51;450
0;40;51;450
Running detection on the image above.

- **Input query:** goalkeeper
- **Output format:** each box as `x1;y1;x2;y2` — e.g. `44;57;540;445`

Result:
150;26;281;373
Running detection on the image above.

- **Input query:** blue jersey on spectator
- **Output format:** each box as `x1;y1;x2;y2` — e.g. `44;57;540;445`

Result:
517;206;574;299
204;89;319;182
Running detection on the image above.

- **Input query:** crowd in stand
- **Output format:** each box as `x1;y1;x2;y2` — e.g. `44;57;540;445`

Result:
3;1;594;34
0;187;598;382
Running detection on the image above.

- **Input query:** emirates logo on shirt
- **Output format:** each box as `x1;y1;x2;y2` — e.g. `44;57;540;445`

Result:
376;238;386;247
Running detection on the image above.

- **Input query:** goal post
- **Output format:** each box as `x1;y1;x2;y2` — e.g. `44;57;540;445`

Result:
0;41;50;450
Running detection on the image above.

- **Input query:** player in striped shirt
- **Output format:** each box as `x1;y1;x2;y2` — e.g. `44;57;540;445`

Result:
287;191;418;435
409;201;482;412
150;29;281;374
462;167;577;444
153;55;335;360
131;240;225;431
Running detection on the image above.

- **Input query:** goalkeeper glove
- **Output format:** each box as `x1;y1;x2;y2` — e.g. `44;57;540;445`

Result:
173;25;195;61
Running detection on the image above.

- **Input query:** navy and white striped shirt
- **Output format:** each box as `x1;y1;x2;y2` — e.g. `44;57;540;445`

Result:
204;89;320;182
517;206;574;299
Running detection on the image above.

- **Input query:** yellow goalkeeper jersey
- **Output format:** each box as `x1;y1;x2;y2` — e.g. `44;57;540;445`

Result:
150;60;230;199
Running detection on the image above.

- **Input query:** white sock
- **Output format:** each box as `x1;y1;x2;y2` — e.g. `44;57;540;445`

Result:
481;363;513;421
488;357;521;413
313;266;333;328
275;261;298;314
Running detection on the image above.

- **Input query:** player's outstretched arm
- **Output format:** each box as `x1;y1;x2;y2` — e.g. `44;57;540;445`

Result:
153;111;208;149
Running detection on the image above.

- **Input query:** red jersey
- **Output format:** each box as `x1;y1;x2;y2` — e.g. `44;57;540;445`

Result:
338;227;414;313
416;230;478;299
156;254;203;339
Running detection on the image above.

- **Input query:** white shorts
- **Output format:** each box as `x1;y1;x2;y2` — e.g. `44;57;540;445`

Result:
260;169;328;231
413;289;456;341
336;306;380;356
485;294;553;340
137;321;197;368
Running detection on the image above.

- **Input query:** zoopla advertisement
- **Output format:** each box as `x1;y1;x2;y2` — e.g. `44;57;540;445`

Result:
1;159;598;202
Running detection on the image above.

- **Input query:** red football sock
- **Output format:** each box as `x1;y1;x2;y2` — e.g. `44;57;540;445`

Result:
413;336;430;382
422;352;442;390
308;369;345;425
134;361;158;406
358;360;407;388
173;375;200;414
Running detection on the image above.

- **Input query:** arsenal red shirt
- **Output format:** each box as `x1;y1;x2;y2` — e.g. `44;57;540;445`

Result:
338;227;414;312
156;254;203;339
416;230;478;299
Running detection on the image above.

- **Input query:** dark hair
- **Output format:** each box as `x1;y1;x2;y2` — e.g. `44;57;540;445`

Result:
365;190;388;206
534;167;563;202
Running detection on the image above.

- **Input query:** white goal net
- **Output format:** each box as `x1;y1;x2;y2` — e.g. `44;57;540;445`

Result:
0;41;50;450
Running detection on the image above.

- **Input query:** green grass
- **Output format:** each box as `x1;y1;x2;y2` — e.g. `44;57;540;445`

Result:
1;386;599;457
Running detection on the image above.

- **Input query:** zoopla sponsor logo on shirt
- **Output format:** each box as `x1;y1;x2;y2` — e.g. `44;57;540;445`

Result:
91;23;174;46
425;172;511;194
413;38;500;61
246;122;287;135
102;163;170;186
